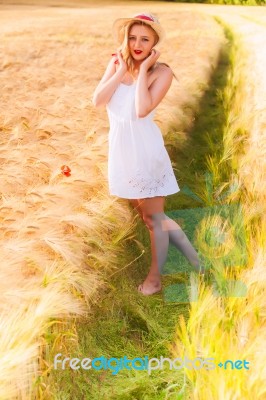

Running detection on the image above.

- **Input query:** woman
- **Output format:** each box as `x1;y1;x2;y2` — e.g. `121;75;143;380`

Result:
93;13;205;296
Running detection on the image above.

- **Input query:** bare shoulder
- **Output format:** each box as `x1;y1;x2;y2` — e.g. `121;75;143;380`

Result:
158;62;173;77
148;62;173;89
150;62;173;83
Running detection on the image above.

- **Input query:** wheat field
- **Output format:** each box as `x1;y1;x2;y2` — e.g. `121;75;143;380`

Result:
0;1;265;399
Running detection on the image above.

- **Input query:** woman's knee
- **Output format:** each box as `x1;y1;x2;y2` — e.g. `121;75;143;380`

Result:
142;212;166;231
137;197;165;229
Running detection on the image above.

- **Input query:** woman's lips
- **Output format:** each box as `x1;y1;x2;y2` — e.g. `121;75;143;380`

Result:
134;50;143;54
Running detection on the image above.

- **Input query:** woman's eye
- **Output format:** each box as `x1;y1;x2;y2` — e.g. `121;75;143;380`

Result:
129;37;149;41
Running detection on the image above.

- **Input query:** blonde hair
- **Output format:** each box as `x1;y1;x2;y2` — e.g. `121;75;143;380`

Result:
119;21;178;81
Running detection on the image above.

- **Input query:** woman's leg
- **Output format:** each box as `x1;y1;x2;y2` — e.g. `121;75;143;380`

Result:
162;216;204;273
136;197;204;296
130;198;203;272
136;196;169;295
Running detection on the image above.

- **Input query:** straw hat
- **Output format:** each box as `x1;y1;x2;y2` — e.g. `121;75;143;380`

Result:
112;13;165;46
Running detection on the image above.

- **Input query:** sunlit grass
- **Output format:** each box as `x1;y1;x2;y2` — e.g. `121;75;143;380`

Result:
168;12;266;400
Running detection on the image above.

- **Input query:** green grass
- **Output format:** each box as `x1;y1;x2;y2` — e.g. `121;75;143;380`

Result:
47;230;191;399
166;19;248;212
46;18;244;400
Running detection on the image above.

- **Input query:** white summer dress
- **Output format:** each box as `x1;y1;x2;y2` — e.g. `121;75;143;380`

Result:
106;80;180;199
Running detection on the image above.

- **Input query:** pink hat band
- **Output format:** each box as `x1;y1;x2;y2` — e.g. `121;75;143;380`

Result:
134;14;155;22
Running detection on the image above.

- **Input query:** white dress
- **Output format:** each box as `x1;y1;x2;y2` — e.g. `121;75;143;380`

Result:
106;81;180;199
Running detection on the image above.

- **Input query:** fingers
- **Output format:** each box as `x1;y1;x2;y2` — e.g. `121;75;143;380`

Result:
111;49;122;63
149;49;160;59
111;52;118;64
114;49;124;65
116;49;121;58
112;49;121;64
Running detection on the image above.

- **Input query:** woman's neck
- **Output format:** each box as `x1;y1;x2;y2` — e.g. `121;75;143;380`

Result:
130;60;157;80
130;65;140;80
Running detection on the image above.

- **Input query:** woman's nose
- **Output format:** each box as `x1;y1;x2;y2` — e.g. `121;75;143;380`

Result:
135;38;141;47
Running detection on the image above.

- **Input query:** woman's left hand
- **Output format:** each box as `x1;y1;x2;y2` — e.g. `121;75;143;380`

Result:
140;49;160;71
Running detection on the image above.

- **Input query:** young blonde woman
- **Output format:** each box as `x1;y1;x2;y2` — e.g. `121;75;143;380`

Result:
93;13;205;296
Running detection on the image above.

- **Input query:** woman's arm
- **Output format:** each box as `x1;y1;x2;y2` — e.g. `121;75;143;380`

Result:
92;51;127;107
135;50;173;118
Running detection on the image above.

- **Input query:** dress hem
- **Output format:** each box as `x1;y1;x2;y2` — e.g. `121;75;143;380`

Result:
108;188;180;200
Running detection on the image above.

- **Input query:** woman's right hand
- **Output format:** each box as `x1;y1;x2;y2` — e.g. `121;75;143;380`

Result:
113;49;127;74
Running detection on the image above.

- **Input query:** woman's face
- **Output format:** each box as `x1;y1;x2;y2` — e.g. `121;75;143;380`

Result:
128;24;156;62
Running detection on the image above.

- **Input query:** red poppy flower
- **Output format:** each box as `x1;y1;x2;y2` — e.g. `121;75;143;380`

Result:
61;165;71;176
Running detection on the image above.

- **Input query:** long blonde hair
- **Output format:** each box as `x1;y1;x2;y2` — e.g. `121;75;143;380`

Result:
119;21;178;81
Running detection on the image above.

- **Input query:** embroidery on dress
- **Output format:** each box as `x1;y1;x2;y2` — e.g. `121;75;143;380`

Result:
128;170;174;196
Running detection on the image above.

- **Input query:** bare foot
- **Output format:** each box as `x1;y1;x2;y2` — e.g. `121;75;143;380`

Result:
137;276;162;296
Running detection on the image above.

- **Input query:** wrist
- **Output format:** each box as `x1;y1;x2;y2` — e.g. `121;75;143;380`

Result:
139;64;148;72
117;67;127;77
